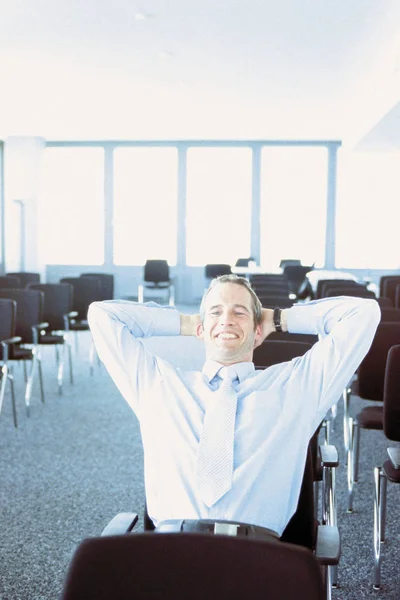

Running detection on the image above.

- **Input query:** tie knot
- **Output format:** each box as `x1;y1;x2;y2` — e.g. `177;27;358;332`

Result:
218;366;238;383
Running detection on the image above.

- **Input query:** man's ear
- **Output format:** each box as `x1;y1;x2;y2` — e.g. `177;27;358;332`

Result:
253;323;263;349
196;322;204;339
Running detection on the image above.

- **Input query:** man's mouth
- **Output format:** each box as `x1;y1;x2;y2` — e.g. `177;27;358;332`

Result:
216;332;239;340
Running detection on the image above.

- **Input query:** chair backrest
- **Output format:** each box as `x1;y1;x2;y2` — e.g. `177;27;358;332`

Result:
143;260;170;283
0;299;17;360
380;307;400;322
60;277;102;320
258;296;294;309
383;344;400;442
0;289;44;343
376;297;393;308
0;276;21;289
383;278;400;307
7;272;40;287
357;322;400;401
283;265;313;295
80;273;114;300
204;263;232;279
254;339;313;370
28;283;74;330
379;274;400;297
61;532;324;600
279;259;302;268
235;257;255;267
315;278;359;299
323;286;375;299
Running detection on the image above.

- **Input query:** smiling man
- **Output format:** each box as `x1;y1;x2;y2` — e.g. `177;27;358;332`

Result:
88;274;380;540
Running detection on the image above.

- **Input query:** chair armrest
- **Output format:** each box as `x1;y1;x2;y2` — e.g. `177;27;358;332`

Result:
32;322;50;344
387;447;400;469
319;444;339;468
101;512;139;536
315;525;340;565
1;337;22;362
67;311;78;319
1;336;22;347
63;311;79;330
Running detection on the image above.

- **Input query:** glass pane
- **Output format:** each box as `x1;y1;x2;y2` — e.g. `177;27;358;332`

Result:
39;147;104;265
336;150;400;269
186;148;252;266
260;147;327;270
113;147;177;265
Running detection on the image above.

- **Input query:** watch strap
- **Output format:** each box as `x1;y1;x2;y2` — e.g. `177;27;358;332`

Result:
273;307;282;333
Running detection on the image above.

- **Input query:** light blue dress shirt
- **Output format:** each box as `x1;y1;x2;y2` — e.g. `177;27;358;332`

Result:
88;296;380;536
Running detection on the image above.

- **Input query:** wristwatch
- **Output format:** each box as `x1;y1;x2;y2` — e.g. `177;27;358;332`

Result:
273;307;283;333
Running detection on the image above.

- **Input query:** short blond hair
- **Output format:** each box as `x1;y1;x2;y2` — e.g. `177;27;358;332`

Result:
200;274;262;329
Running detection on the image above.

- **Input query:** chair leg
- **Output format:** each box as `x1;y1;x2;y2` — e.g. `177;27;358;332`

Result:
0;364;14;425
353;423;361;483
347;417;354;512
23;360;28;383
330;401;337;433
373;466;387;589
380;472;388;543
38;355;45;404
68;342;74;384
25;351;38;416
57;344;66;395
10;371;17;428
342;385;352;453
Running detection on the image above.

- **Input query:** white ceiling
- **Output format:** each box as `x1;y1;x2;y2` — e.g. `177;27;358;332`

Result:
1;0;400;145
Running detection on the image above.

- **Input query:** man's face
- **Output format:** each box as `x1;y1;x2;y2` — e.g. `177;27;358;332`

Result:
197;282;262;365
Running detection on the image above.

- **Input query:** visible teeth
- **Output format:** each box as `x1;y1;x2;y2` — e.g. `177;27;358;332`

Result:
219;333;237;339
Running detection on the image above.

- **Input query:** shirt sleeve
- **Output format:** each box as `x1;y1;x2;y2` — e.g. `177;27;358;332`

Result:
284;296;381;430
87;300;181;413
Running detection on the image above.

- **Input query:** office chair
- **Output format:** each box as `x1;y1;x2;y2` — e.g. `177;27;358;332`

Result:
7;272;40;288
234;257;255;267
0;276;21;289
61;531;325;600
79;273;114;301
283;265;313;296
373;344;400;589
0;298;19;427
28;283;76;394
204;263;232;280
0;289;47;416
379;275;400;301
138;260;174;305
97;440;339;600
347;322;400;512
60;277;103;374
315;279;360;300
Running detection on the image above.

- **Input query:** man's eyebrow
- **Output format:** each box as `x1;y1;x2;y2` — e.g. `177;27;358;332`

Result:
207;304;250;313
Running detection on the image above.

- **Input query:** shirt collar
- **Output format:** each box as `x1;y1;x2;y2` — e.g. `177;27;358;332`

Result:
202;359;255;384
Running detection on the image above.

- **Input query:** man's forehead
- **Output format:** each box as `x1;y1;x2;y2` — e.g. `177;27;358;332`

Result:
205;282;252;307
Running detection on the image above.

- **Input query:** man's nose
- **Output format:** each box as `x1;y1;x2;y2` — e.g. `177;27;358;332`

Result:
219;310;235;324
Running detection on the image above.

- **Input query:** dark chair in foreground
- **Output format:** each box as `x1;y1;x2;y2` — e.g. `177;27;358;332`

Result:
7;272;40;288
138;260;174;305
60;277;103;374
373;344;400;589
234;257;255;267
0;299;19;427
28;283;76;394
0;289;47;415
347;322;400;512
61;532;325;600
97;439;339;599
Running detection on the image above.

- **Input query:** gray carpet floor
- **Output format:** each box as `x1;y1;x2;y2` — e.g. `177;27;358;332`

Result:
0;324;399;599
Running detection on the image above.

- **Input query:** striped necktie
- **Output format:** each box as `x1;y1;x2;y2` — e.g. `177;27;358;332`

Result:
196;366;238;507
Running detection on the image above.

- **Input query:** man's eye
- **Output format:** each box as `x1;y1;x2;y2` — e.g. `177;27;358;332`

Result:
210;311;221;316
235;311;244;316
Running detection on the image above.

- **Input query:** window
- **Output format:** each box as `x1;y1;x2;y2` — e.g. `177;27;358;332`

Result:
39;147;104;265
186;147;252;266
336;150;400;269
113;147;178;265
260;147;327;269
